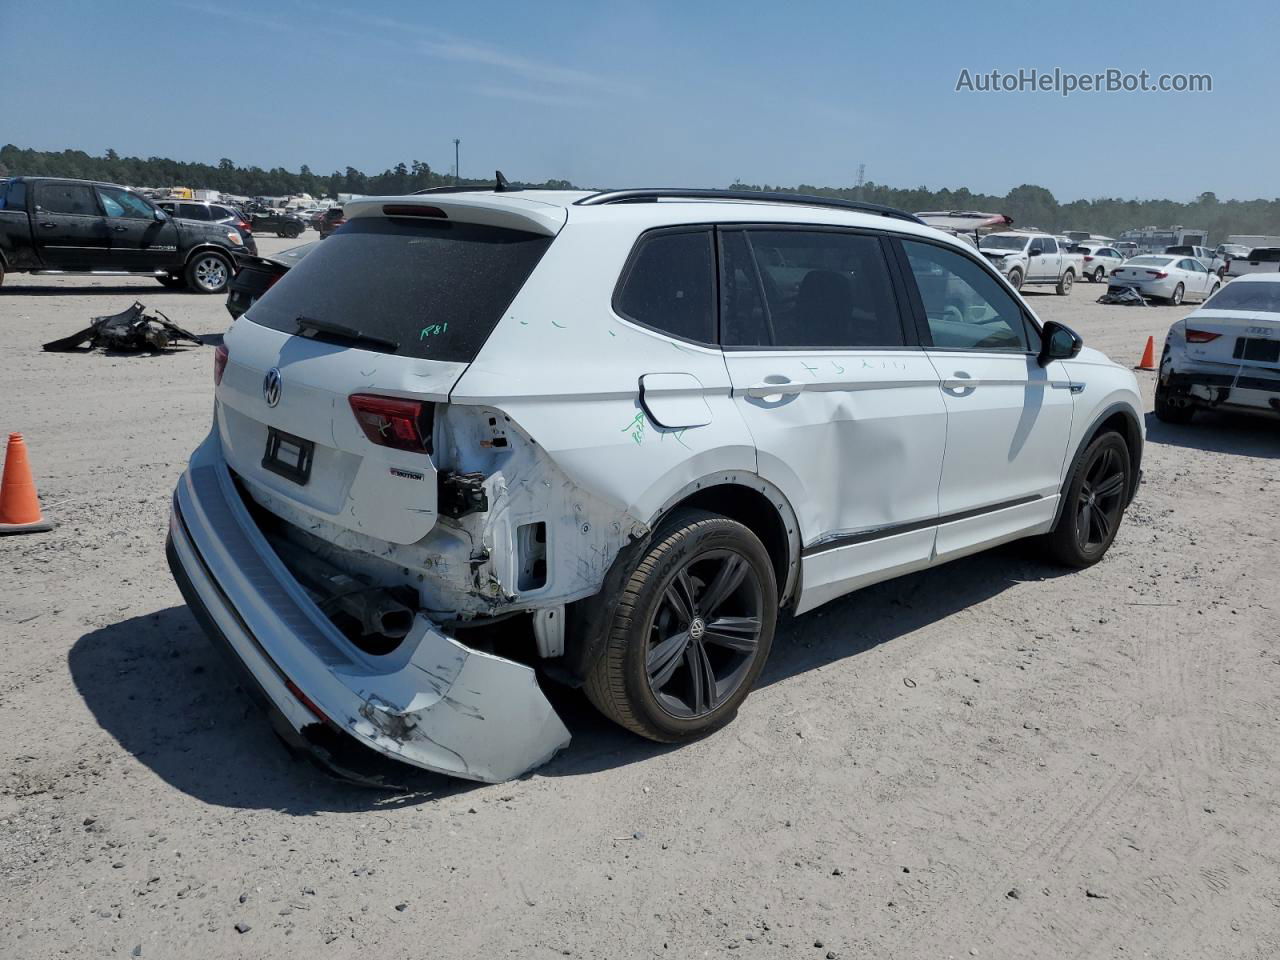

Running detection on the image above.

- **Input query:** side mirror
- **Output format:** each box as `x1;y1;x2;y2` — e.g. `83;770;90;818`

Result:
1038;320;1083;367
1029;246;1043;257
153;208;168;221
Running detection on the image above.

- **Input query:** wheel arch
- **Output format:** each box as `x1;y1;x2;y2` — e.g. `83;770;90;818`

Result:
183;243;237;268
1053;400;1143;527
560;474;801;687
648;474;802;608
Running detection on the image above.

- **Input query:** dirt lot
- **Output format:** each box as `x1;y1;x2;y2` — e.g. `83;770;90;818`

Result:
2;240;1278;959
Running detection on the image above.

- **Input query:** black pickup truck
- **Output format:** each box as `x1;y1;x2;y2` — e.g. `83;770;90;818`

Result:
0;177;246;293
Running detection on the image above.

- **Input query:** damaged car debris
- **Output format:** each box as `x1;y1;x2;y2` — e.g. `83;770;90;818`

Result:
43;301;204;353
167;184;1143;784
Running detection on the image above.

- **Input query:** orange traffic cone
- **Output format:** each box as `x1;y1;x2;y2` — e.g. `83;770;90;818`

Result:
1136;336;1157;371
0;433;53;535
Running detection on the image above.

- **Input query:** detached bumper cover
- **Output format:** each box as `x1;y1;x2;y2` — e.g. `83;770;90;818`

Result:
166;434;570;783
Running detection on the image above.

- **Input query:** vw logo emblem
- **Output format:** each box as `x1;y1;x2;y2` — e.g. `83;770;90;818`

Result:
262;367;283;407
688;617;706;641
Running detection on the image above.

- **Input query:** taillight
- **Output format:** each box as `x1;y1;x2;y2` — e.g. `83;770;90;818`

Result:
213;343;229;385
1083;255;1094;261
237;220;251;232
1184;328;1221;343
349;394;433;454
1149;271;1168;279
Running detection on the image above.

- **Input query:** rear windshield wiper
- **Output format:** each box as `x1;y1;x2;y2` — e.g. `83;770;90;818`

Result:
294;315;399;353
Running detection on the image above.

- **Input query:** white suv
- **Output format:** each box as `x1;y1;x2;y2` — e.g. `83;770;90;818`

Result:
167;187;1144;783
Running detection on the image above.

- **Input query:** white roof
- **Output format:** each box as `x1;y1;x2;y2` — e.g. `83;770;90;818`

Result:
341;190;972;250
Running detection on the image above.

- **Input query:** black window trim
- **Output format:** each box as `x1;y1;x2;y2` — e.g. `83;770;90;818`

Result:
889;233;1043;357
714;221;920;353
610;224;721;349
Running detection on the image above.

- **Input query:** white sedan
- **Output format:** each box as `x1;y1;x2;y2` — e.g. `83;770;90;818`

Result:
1108;255;1220;305
1156;274;1280;423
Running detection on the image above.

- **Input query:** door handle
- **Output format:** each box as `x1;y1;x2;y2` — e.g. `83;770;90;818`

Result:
113;226;128;232
39;222;56;229
745;378;804;399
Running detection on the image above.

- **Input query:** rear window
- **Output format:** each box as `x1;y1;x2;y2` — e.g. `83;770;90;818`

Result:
1202;280;1280;312
246;217;553;362
1248;248;1280;262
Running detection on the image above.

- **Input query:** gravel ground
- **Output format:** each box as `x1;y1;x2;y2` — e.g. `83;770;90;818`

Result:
2;240;1278;959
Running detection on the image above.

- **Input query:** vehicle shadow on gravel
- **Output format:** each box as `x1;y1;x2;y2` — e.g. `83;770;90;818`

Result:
542;543;1073;778
1144;411;1280;459
72;548;1072;806
69;607;479;813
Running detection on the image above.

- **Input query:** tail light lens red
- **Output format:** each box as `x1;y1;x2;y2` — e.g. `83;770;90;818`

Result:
1184;328;1221;343
1149;271;1168;279
213;343;229;385
1083;255;1094;261
349;394;434;454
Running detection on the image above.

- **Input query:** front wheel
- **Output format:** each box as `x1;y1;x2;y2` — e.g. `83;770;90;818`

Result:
584;509;777;742
184;251;232;294
1056;270;1074;295
1007;268;1024;291
1092;267;1105;283
1042;432;1131;568
1170;283;1184;306
1207;282;1221;299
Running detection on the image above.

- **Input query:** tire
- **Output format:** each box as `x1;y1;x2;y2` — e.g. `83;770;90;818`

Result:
1056;269;1074;296
0;259;5;289
584;508;777;743
1208;282;1221;298
1007;268;1023;291
1217;267;1227;279
1170;283;1184;306
156;273;186;289
1154;378;1195;424
1092;267;1105;283
1042;432;1132;568
284;225;301;239
184;251;232;294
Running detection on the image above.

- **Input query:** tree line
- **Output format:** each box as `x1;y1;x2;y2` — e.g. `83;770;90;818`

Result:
0;144;572;198
731;181;1280;243
4;144;1279;240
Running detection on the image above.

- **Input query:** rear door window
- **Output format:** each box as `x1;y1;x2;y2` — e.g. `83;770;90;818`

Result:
179;202;211;220
35;183;99;216
614;229;715;343
1039;237;1057;254
247;217;554;362
723;228;905;348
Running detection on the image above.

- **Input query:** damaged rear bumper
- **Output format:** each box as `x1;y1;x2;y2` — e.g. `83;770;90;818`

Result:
1162;366;1280;416
165;436;570;783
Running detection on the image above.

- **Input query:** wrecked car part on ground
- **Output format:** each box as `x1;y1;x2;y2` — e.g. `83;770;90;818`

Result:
167;186;1144;782
43;301;204;353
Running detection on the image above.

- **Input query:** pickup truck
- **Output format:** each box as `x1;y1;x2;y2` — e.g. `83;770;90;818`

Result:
0;176;245;293
1224;247;1280;279
976;231;1083;294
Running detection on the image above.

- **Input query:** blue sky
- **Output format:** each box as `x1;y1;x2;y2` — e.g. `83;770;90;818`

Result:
5;0;1275;201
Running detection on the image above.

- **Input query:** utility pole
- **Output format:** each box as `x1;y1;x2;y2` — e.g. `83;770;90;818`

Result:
855;163;866;201
453;139;461;185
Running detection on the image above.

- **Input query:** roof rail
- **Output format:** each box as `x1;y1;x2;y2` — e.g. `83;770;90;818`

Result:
574;189;924;225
